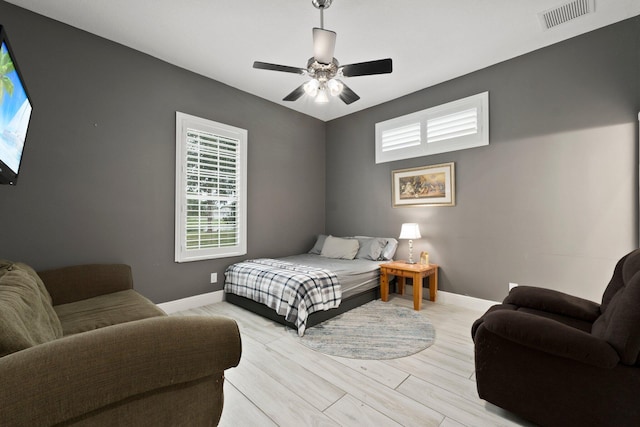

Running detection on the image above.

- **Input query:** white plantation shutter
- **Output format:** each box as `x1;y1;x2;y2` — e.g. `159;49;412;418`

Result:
185;130;239;249
381;122;421;152
376;92;488;163
427;108;478;143
176;112;247;262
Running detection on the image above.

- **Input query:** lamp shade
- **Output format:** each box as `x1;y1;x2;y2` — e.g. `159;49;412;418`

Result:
303;79;320;97
399;223;421;240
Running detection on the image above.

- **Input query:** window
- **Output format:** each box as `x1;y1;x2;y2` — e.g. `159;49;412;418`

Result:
175;112;247;262
375;92;489;163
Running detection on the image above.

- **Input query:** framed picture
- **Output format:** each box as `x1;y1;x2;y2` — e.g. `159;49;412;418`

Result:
392;162;455;207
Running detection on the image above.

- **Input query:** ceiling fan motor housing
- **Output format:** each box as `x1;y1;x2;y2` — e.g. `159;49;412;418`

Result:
307;57;339;81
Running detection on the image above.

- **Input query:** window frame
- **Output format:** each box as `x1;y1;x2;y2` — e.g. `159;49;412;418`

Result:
375;92;489;164
174;112;247;263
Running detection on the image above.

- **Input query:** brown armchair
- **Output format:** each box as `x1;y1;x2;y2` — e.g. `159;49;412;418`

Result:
472;248;640;427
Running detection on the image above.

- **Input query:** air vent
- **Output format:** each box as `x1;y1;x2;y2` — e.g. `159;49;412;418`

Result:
539;0;595;30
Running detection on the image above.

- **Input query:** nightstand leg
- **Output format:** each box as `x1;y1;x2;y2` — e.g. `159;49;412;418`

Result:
380;271;389;302
429;271;438;302
398;277;405;295
413;273;422;311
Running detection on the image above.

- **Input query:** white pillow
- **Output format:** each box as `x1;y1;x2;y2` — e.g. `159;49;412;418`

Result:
320;236;359;260
381;238;398;260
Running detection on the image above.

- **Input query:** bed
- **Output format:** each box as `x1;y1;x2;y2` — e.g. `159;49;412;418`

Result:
224;235;397;335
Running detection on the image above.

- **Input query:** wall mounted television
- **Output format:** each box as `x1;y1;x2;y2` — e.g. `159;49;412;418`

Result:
0;25;32;185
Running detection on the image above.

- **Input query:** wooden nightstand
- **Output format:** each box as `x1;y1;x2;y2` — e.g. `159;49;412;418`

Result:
379;261;439;310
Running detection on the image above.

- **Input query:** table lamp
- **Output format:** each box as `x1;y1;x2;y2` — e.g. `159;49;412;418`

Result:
399;223;421;264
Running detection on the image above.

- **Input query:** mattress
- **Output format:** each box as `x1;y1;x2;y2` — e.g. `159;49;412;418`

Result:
279;254;384;299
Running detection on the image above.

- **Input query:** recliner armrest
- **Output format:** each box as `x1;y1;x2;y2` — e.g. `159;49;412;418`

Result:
504;285;601;322
38;264;134;305
480;310;619;368
0;315;242;426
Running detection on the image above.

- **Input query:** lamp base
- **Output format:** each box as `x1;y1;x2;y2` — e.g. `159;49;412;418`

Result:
405;260;417;265
406;239;416;265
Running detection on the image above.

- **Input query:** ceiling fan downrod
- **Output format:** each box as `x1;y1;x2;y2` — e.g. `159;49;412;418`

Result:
312;0;333;29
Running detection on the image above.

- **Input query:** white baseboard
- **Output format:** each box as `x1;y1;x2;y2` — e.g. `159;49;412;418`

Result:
435;290;499;312
157;287;498;315
401;284;498;312
157;290;225;314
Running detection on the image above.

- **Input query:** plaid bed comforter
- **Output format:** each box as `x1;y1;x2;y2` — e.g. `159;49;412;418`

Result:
224;258;341;336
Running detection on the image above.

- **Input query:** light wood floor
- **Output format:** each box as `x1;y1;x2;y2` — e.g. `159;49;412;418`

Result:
176;295;535;427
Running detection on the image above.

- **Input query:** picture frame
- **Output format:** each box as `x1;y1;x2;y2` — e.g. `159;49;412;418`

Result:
392;162;455;207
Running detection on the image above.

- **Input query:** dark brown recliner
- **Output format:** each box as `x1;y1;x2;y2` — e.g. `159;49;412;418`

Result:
472;248;640;427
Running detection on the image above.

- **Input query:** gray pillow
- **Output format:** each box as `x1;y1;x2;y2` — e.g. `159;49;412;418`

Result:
321;236;359;260
354;237;387;261
308;234;328;255
354;236;399;260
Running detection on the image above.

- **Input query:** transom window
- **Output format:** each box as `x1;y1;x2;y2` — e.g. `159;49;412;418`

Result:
375;92;489;163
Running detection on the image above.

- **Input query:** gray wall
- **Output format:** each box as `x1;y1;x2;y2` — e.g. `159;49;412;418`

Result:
326;17;640;303
2;1;638;305
0;2;326;303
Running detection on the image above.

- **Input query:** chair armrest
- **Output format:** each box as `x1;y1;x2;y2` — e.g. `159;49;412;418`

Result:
503;285;601;322
480;310;619;368
0;315;242;426
38;264;134;305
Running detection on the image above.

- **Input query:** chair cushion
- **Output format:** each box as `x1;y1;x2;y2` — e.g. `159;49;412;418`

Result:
504;286;600;323
517;307;594;333
471;303;593;339
0;260;63;357
55;290;166;336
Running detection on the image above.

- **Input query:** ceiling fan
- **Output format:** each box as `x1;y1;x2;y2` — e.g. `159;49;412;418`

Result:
252;0;392;105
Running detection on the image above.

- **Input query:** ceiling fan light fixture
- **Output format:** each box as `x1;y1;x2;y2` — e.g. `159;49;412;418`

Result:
327;78;343;96
303;79;320;97
252;0;392;106
315;86;329;103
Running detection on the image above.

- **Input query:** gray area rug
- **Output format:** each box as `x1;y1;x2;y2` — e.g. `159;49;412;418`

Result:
295;300;436;360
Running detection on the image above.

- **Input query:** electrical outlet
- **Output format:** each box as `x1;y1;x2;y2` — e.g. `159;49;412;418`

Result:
210;273;217;284
509;282;518;291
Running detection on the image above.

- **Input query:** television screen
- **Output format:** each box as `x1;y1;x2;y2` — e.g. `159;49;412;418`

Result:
0;25;32;185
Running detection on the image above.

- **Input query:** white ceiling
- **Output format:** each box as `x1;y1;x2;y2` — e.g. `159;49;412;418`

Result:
6;0;640;121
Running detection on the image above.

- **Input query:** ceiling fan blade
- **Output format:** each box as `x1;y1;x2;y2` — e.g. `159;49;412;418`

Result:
341;58;393;77
313;28;336;64
283;84;306;102
337;81;360;105
253;61;305;74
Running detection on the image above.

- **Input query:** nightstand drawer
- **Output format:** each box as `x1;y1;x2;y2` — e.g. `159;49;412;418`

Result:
383;267;408;276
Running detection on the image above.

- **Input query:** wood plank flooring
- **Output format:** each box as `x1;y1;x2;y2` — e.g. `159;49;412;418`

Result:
175;295;535;427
